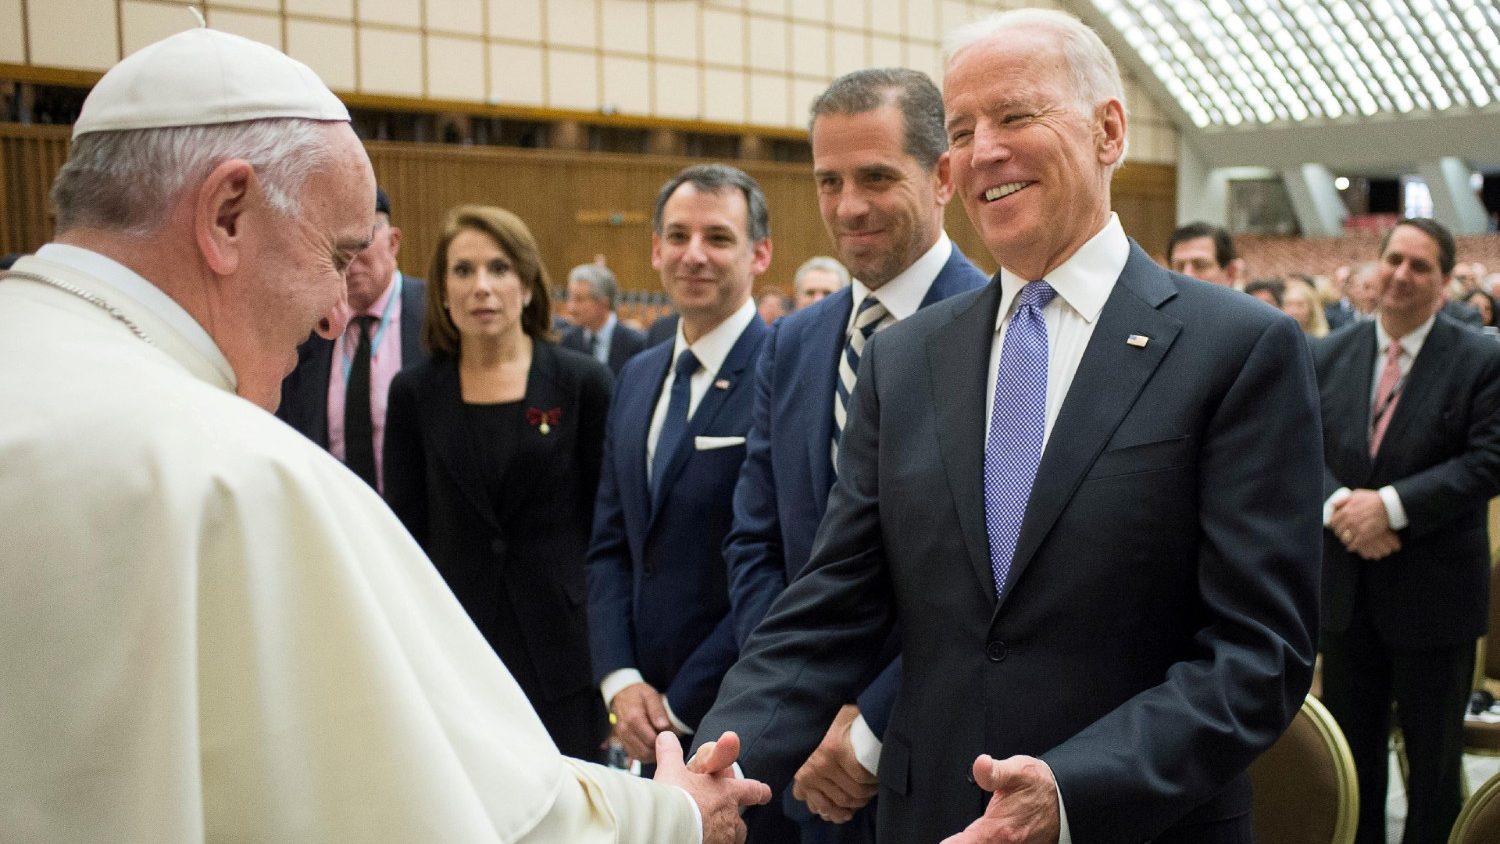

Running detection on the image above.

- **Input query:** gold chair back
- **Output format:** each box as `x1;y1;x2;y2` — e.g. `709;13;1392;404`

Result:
1250;694;1359;844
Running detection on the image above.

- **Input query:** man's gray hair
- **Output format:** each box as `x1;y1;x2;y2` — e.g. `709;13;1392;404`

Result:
794;256;850;293
51;118;334;237
808;68;947;171
944;9;1129;171
568;263;619;309
652;163;770;243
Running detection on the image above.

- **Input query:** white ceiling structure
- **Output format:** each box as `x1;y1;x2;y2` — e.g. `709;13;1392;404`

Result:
1061;0;1500;233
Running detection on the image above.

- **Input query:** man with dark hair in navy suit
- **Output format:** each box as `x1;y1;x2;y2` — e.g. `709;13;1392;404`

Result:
586;162;794;839
277;187;426;492
722;66;987;843
697;9;1320;843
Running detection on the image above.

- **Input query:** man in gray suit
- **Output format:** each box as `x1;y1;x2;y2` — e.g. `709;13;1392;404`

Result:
695;9;1321;843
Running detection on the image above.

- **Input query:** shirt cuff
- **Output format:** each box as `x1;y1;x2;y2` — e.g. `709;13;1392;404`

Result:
1044;760;1073;844
1378;485;1409;530
1322;487;1351;526
601;668;645;708
662;695;696;736
848;713;882;776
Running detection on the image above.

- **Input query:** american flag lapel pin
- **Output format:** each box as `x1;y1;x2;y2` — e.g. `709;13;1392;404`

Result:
714;378;731;390
1126;334;1150;348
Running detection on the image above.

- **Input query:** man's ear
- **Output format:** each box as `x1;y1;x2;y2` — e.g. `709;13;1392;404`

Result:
387;225;403;258
195;159;255;276
1095;99;1126;167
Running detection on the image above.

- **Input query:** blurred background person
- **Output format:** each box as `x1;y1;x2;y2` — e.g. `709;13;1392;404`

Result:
1464;288;1497;328
1244;277;1284;308
1166;221;1244;287
1282;276;1330;338
1347;262;1382;320
384;205;613;760
561;263;646;376
791;255;849;310
757;289;792;324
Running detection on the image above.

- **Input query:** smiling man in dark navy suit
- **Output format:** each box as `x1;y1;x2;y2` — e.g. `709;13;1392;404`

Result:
696;9;1322;843
586;162;794;840
722;67;987;843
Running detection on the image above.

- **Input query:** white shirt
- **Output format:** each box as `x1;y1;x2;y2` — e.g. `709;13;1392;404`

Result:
983;214;1128;438
647;298;759;478
1322;313;1437;530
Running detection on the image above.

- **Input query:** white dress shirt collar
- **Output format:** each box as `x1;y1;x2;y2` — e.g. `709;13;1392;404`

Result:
1375;311;1437;360
849;231;954;328
995;213;1127;330
673;298;757;378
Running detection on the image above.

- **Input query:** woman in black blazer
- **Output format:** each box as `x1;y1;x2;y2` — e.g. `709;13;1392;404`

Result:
384;205;612;759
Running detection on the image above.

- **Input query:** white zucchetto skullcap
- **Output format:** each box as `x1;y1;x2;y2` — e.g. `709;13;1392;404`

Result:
72;26;349;140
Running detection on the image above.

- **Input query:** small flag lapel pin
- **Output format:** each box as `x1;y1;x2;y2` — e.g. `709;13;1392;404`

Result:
1126;334;1149;348
714;378;731;390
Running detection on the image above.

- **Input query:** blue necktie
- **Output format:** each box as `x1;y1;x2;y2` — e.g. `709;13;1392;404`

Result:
832;295;890;467
651;349;700;499
984;281;1056;597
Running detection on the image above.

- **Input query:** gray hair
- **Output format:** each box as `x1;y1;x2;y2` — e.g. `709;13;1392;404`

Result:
652;163;770;243
52;118;334;237
809;68;947;171
568;263;619;308
945;9;1128;171
794;256;851;293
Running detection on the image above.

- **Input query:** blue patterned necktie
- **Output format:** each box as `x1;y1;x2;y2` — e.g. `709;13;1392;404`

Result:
984;280;1056;597
832;294;890;468
651;349;700;498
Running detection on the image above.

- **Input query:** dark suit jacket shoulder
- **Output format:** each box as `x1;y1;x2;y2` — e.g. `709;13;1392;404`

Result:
561;320;648;375
700;243;1323;843
383;340;612;701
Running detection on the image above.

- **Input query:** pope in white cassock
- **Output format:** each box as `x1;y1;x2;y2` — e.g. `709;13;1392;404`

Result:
0;25;769;843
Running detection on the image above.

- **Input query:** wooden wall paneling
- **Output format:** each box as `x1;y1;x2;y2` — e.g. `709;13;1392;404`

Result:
0;124;68;256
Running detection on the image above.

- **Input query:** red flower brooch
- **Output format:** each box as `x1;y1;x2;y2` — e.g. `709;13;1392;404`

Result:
527;406;562;435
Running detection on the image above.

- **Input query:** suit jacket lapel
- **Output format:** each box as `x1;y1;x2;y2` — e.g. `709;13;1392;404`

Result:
430;360;505;536
491;344;564;526
927;278;1006;603
999;245;1182;616
808;291;853;510
623;345;670;540
650;318;767;520
1328;323;1378;478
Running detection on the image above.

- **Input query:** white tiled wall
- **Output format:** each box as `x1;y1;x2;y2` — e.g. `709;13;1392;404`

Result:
9;0;1178;163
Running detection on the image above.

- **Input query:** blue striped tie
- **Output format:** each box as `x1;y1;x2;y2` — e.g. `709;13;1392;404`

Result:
984;281;1055;597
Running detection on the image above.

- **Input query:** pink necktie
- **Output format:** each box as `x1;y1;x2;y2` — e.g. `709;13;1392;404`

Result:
1369;340;1402;457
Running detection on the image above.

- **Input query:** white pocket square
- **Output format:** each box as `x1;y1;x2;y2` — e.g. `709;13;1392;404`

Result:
695;435;746;450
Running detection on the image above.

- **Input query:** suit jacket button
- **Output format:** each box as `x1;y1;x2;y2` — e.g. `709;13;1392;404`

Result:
986;641;1008;662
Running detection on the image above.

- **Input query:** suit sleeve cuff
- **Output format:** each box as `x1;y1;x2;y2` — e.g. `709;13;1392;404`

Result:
1379;485;1408;530
849;714;882;776
663;695;696;736
1322;487;1351;526
601;668;645;708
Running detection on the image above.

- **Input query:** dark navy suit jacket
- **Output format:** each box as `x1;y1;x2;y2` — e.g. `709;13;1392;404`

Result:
587;314;770;728
723;246;988;737
699;242;1323;843
277;274;427;447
